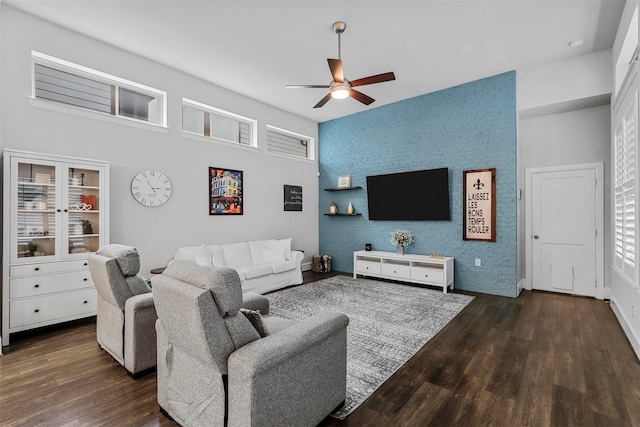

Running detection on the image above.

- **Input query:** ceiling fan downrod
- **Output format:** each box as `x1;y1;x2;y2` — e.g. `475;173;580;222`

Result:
334;21;346;60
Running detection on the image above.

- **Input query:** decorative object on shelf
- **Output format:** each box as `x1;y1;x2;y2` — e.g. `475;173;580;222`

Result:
72;202;93;211
283;185;303;211
27;242;37;256
81;173;85;186
131;169;172;208
209;167;243;215
430;253;444;259
348;202;354;215
390;229;414;255
82;219;93;235
365;243;372;251
329;202;338;214
81;194;96;209
69;168;82;185
463;168;496;242
337;175;352;188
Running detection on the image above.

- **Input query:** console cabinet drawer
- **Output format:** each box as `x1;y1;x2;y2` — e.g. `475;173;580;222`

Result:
10;270;94;299
10;288;97;328
10;259;90;277
411;267;444;285
381;263;411;279
355;260;381;275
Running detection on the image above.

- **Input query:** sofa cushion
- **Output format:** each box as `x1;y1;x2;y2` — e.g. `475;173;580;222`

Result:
248;240;271;265
269;238;292;261
262;248;287;263
175;245;201;261
268;260;298;274
222;242;253;268
194;244;215;267
236;264;273;280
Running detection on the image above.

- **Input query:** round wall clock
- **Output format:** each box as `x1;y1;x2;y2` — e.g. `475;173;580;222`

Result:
131;170;172;207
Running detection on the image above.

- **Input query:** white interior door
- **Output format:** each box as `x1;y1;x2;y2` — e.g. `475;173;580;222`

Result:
531;168;597;297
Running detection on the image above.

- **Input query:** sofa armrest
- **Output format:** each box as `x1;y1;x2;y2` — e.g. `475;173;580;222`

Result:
228;311;349;426
241;292;270;314
123;293;157;374
291;250;304;263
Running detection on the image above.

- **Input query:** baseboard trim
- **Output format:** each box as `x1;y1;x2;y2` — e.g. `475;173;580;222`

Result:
610;296;640;361
302;262;312;271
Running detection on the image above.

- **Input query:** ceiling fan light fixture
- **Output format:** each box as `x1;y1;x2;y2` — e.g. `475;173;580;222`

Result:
331;85;350;99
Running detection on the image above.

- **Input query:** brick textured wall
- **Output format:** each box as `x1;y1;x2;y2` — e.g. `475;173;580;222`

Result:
319;71;517;297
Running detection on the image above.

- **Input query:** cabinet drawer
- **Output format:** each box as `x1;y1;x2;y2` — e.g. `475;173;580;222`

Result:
411;267;444;284
355;260;381;275
381;263;411;279
10;259;90;277
10;288;97;328
10;270;94;299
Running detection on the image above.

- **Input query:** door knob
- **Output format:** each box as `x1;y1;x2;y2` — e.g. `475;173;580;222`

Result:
534;235;539;239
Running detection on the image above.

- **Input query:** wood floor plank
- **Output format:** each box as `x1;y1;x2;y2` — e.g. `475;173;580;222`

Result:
3;275;640;427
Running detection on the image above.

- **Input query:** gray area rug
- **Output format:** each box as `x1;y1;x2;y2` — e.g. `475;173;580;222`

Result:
266;275;474;419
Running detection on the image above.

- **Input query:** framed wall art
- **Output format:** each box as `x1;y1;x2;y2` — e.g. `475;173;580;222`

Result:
284;185;303;211
209;167;243;215
463;168;496;241
337;175;352;188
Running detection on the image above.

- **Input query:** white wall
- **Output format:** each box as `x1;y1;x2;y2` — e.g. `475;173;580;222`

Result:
518;105;612;289
0;6;320;276
518;49;612;117
517;50;612;292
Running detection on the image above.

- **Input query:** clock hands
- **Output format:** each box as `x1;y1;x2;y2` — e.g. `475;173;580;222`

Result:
145;179;157;193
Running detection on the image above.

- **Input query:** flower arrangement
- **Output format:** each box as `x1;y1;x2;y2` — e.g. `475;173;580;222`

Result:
390;229;414;247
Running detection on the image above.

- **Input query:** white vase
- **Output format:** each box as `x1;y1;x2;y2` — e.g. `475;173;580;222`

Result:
397;244;404;255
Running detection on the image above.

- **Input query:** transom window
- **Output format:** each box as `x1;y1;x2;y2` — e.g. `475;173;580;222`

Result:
182;99;257;147
32;51;166;126
266;125;314;160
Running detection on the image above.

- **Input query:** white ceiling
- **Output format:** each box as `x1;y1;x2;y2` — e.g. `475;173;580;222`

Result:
4;0;626;123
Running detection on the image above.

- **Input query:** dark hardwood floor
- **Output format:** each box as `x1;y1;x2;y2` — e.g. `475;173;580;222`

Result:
1;271;639;426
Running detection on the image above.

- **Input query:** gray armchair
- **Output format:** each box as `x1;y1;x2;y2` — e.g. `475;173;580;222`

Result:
88;244;157;377
152;259;349;427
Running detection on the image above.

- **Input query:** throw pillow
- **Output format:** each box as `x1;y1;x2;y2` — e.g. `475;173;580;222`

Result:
262;248;287;263
269;238;292;261
194;244;215;267
240;308;269;337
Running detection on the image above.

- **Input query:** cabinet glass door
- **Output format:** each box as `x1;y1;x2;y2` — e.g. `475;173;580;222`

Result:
13;159;59;260
65;164;102;256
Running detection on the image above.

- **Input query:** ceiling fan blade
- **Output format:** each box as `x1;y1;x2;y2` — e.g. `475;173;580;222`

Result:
286;84;331;89
350;72;396;88
328;58;344;83
349;89;375;105
313;93;333;109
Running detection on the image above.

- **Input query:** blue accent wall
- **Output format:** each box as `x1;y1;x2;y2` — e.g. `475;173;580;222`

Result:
318;71;517;297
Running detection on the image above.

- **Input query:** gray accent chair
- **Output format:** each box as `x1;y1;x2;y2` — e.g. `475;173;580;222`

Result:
88;244;157;377
152;259;349;427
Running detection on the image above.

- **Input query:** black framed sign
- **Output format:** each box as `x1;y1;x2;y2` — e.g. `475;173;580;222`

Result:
463;168;496;241
209;167;243;215
284;185;302;211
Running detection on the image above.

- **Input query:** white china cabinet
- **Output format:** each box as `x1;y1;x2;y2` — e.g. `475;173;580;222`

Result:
2;150;109;345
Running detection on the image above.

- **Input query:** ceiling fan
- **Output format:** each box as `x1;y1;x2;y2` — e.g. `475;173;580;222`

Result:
286;21;396;109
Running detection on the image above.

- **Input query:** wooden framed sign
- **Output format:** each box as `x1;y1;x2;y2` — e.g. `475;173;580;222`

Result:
463;168;496;241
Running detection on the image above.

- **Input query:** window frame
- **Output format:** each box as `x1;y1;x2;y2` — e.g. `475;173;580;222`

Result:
182;98;258;149
31;51;167;127
265;124;315;161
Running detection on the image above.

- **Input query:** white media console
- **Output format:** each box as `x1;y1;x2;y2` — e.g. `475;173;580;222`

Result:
353;250;454;293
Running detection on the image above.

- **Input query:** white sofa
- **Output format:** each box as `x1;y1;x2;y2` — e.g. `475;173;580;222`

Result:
174;238;303;294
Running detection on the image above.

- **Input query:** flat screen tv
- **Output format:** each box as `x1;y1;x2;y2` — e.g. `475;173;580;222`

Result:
366;168;450;220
